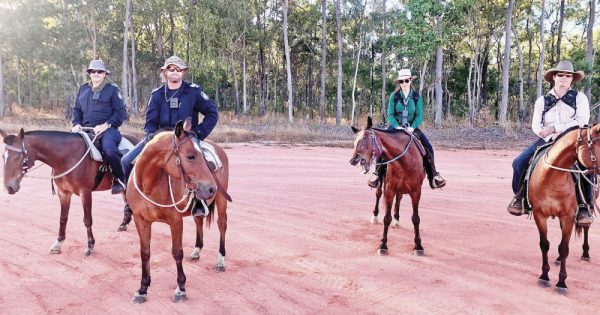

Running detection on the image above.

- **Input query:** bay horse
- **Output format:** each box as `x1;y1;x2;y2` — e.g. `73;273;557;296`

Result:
349;117;426;255
127;119;231;304
527;124;600;294
0;128;138;256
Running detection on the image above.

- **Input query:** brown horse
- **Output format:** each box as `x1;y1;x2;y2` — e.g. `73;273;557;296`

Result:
127;119;230;304
527;124;600;294
350;117;426;255
0;128;139;256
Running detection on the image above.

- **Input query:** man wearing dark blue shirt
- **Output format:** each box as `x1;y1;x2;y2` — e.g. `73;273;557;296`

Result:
121;55;218;216
72;60;127;194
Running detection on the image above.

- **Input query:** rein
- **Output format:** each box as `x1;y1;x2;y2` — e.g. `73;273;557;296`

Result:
363;129;415;166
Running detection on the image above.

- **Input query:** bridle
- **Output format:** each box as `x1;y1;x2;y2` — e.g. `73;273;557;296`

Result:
358;129;415;166
4;141;31;180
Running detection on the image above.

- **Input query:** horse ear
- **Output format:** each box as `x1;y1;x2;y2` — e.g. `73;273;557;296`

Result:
18;128;24;139
366;116;373;129
183;117;193;132
174;120;184;139
351;126;359;134
0;129;8;139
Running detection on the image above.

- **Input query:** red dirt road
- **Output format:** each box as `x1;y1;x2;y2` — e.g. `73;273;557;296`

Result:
1;143;599;314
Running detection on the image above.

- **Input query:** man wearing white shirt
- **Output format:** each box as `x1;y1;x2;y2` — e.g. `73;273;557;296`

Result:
507;60;593;225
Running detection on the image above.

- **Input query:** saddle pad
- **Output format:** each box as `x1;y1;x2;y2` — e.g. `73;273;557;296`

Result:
193;139;223;171
77;131;103;162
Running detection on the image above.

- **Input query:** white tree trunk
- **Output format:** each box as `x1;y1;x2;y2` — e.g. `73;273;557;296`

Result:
230;49;240;113
513;28;525;124
283;0;294;123
585;0;595;100
351;35;363;126
0;54;4;117
121;0;131;107
320;0;327;121
130;14;139;113
537;0;546;99
242;29;247;115
499;0;514;125
335;0;343;126
434;46;443;126
380;0;387;122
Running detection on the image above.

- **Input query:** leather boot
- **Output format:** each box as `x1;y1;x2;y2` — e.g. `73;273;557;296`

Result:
576;205;594;226
507;190;525;216
111;178;125;194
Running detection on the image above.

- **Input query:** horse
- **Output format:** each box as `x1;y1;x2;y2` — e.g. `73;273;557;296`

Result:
527;124;600;294
349;117;426;255
0;128;139;256
127;119;231;304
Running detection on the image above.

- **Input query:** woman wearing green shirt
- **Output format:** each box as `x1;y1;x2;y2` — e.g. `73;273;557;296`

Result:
368;69;446;189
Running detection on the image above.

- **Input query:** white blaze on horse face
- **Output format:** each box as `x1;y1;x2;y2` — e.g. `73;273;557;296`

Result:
2;151;8;163
353;130;365;149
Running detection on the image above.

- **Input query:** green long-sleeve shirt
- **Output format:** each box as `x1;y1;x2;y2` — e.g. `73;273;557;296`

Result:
387;89;423;129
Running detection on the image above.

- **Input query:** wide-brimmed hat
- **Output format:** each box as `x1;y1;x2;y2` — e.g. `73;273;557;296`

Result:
87;60;110;74
543;60;584;84
160;55;188;70
393;69;417;83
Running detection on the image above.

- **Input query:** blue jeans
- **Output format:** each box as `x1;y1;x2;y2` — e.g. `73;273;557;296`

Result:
121;136;149;183
511;138;546;195
99;127;124;181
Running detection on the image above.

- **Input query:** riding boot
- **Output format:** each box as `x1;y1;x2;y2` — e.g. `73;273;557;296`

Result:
577;204;594;226
507;188;525;216
422;151;445;189
111;177;125;195
368;163;384;188
576;173;594;226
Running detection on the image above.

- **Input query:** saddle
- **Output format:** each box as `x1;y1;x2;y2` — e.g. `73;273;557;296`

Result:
193;139;223;171
77;131;135;162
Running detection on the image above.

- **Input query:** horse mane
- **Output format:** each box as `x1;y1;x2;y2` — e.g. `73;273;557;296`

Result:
25;130;80;139
372;127;404;134
553;125;580;143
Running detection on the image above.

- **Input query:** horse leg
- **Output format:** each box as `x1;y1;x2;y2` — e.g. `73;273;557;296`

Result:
377;190;394;256
131;217;151;304
410;189;424;255
215;199;227;272
189;216;204;261
534;215;551;287
556;217;573;295
117;192;132;231
80;191;95;256
554;221;563;266
392;194;402;228
50;190;72;254
169;218;186;303
371;182;383;224
582;225;590;261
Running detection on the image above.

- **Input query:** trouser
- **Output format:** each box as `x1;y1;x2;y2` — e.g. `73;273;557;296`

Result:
121;136;149;183
511;138;546;195
98;127;124;182
413;128;437;181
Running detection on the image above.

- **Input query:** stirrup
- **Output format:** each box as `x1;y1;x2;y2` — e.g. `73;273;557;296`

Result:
507;196;524;216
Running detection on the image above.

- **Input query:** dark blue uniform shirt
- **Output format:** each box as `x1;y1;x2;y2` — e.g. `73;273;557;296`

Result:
144;81;218;140
72;82;127;127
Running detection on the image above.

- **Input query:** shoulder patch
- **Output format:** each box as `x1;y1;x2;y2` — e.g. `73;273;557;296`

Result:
111;83;119;88
190;83;200;88
117;91;123;99
201;91;209;101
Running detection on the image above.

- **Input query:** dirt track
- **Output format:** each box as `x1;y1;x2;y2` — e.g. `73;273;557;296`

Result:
1;143;599;314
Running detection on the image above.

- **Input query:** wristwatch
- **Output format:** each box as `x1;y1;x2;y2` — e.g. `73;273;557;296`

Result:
107;123;111;128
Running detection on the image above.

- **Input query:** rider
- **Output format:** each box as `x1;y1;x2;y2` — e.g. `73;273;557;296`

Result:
507;60;593;225
72;59;127;194
121;55;218;216
368;69;446;190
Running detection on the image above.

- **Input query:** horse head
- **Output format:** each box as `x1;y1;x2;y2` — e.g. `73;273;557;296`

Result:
0;128;32;194
577;124;600;172
161;118;217;201
349;116;378;174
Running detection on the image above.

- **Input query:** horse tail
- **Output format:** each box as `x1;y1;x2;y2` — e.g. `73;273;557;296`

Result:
575;223;583;238
205;201;215;229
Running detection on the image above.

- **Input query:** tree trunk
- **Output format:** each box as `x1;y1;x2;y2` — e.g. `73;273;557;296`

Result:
434;46;443;126
351;35;363;126
499;0;514;125
122;0;131;107
320;0;327;122
16;56;21;105
283;0;293;123
335;0;343;126
513;27;525;124
537;0;546;99
0;54;4;117
380;0;387;123
557;0;565;62
242;26;247;115
156;16;164;59
585;0;595;100
27;59;32;106
130;19;139;113
185;0;196;65
526;12;534;106
230;49;240;113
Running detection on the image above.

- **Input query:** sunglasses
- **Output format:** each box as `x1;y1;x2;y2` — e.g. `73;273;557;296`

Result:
556;73;573;78
398;79;411;84
166;68;184;73
89;70;105;74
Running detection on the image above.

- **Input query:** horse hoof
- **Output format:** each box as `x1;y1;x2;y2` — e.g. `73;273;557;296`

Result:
131;292;147;304
215;265;225;273
555;286;568;295
554;259;561;266
171;289;187;303
49;248;61;255
116;224;127;232
377;248;388;256
189;248;200;261
538;279;551;288
84;248;93;256
370;216;379;224
413;249;425;256
581;256;591;262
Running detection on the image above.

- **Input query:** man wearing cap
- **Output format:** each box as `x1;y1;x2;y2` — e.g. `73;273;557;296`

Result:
507;60;593;225
120;55;218;216
72;59;127;194
368;68;446;190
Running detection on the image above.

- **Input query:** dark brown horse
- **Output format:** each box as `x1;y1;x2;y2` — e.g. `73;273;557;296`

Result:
126;119;230;304
0;128;138;256
350;117;426;255
527;124;600;294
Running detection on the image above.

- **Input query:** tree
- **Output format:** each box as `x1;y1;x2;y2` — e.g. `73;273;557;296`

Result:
499;0;515;125
283;0;293;123
537;0;546;99
319;0;327;122
335;0;343;125
585;0;595;101
122;0;132;109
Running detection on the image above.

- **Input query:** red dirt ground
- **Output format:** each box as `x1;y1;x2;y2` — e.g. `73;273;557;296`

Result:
1;143;599;314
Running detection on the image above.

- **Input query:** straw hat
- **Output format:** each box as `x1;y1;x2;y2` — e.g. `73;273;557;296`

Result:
393;69;417;83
